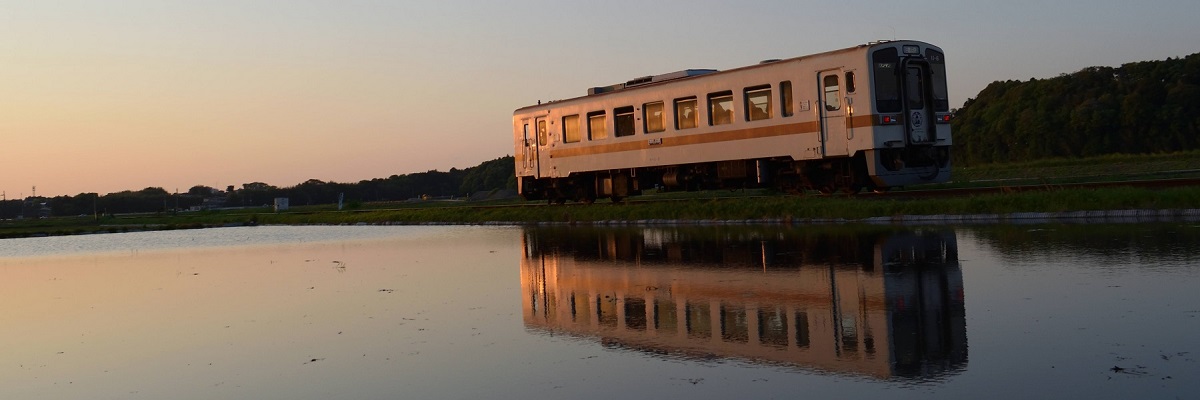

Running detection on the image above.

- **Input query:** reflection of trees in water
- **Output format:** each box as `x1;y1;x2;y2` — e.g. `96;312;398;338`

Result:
968;223;1200;266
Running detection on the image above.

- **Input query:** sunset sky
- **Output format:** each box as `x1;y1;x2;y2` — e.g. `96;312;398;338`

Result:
3;0;1198;198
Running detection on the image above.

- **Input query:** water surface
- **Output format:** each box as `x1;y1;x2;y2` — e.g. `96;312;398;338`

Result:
1;224;1196;399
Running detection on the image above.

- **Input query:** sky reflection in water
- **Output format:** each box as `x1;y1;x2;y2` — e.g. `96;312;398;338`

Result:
0;223;1197;399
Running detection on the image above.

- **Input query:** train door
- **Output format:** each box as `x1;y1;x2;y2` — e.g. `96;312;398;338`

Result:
521;120;539;178
818;70;849;157
535;117;551;177
901;61;935;144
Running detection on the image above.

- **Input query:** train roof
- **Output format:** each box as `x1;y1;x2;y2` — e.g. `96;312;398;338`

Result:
514;40;936;115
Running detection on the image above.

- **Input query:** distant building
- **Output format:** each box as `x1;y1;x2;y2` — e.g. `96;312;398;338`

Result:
274;197;289;212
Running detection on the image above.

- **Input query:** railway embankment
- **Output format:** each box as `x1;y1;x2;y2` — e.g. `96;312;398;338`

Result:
3;184;1198;239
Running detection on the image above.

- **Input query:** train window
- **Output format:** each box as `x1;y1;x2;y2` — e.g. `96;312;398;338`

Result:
675;97;698;130
845;72;856;93
720;304;749;343
598;295;618;327
625;297;647;331
614;106;635;137
708;91;733;126
780;81;794;117
744;85;772;121
588;111;608;140
562;114;581;143
759;308;788;348
655;298;677;333
537;119;548;146
873;48;901;112
686;301;711;339
795;311;810;348
643;101;665;133
572;291;591;322
823;75;841;111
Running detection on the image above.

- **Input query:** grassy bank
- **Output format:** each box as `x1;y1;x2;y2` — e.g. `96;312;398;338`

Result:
944;150;1200;187
3;185;1197;239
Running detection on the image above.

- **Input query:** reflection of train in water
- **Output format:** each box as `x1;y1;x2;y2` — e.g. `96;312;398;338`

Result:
513;41;952;202
520;227;966;379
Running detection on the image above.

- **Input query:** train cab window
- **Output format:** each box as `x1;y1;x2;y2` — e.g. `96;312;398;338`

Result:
588;111;608;140
537;119;548;146
780;81;794;117
872;48;901;112
675;97;698;130
614;106;635;137
822;75;841;111
845;72;856;93
643;101;665;133
926;48;950;111
708;91;733;126
562;114;581;143
744;85;772;121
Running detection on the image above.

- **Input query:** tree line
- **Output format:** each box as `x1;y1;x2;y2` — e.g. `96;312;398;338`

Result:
1;156;516;219
951;52;1200;165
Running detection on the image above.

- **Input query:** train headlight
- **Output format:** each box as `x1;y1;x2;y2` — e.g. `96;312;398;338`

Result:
879;115;901;125
935;113;952;124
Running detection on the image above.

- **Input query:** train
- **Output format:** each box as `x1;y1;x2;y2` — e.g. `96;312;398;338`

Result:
513;40;952;203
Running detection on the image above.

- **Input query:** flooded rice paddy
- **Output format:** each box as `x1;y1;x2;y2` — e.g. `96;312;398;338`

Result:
1;223;1197;399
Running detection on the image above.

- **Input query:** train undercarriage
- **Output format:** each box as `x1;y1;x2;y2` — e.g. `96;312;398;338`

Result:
520;146;951;204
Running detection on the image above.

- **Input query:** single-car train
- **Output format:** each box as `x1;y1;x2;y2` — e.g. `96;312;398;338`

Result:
513;40;952;203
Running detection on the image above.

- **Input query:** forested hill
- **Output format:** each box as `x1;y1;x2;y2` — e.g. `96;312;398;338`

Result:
951;52;1200;165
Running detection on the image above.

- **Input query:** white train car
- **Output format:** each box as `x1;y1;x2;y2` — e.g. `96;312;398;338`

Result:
513;40;952;202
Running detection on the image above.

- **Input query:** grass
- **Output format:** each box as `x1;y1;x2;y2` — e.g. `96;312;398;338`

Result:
3;152;1199;238
941;150;1200;187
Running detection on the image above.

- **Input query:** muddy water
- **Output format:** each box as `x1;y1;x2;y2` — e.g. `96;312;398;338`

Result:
1;224;1197;399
